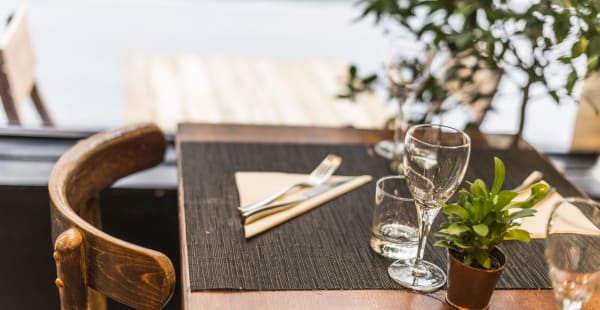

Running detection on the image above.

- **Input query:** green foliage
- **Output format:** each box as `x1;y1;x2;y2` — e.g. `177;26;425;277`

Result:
348;0;600;130
433;157;549;270
337;64;378;101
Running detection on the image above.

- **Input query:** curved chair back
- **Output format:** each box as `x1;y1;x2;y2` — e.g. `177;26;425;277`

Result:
49;123;175;310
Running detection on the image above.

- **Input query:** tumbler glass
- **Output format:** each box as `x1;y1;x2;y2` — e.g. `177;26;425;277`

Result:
370;176;419;262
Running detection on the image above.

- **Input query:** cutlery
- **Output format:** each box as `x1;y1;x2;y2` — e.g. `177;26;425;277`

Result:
238;154;342;213
242;179;350;224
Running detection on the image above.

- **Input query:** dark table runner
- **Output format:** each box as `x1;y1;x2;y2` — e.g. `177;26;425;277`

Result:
180;142;582;291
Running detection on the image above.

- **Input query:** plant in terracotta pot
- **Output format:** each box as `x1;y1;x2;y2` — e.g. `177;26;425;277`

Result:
434;157;549;309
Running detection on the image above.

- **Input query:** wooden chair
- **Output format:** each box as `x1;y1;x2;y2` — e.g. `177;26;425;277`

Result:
48;123;175;310
572;75;600;152
0;7;53;126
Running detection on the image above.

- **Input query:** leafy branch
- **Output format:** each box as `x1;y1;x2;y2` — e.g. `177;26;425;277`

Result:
347;0;600;144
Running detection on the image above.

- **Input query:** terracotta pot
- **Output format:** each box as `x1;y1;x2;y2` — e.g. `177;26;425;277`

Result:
446;248;507;310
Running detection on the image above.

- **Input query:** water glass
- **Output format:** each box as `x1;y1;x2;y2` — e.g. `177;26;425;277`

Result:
546;197;600;310
370;176;418;262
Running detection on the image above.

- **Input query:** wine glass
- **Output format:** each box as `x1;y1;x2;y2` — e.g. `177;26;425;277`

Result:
374;40;433;174
388;124;471;292
546;197;600;310
388;46;435;173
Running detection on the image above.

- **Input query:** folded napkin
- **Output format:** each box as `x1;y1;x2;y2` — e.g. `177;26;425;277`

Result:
515;184;600;239
235;172;372;239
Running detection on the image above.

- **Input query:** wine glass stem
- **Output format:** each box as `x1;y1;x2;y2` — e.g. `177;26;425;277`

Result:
393;108;404;158
411;201;441;276
560;299;583;310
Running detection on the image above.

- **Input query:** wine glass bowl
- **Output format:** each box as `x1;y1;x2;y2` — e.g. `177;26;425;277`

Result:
404;125;472;204
388;124;471;292
546;197;600;310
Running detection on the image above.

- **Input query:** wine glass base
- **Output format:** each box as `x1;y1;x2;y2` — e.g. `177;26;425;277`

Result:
388;260;446;292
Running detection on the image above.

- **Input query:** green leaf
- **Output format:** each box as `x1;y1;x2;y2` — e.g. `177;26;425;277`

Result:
549;90;560;104
471;179;489;199
475;251;492;269
504;229;532;242
491;157;505;195
505;183;550;211
588;55;599;72
495;190;518;210
442;204;469;219
349;65;357;78
362;74;378;84
529;183;550;200
588;36;600;55
572;38;589;58
463;255;472;266
508;208;537;222
553;12;570;43
447;224;471;235
473;224;489;237
433;240;449;248
567;70;578;95
557;56;572;64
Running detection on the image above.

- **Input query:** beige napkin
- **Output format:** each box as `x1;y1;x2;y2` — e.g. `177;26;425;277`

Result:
235;172;372;239
514;184;600;239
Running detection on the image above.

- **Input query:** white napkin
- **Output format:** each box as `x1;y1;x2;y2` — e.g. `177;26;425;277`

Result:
235;172;372;239
515;185;600;239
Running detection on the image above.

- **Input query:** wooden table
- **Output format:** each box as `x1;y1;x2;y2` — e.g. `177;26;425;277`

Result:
124;55;389;133
176;123;599;310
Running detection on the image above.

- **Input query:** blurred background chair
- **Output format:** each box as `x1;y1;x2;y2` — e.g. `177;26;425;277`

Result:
572;76;600;152
0;7;53;126
48;123;175;309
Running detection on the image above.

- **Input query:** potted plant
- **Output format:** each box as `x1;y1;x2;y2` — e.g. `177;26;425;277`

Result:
434;157;549;309
344;1;600;147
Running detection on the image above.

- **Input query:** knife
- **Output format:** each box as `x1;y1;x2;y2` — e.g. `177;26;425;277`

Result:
241;179;351;224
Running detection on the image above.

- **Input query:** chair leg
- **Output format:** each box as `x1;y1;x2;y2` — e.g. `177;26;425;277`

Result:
0;71;21;125
31;83;54;127
54;228;87;310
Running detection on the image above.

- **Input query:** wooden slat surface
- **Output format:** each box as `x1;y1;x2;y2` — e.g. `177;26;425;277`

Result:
177;123;599;310
0;7;36;106
572;75;600;152
124;55;390;132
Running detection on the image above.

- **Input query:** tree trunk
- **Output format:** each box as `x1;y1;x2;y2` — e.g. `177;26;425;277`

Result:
512;81;532;148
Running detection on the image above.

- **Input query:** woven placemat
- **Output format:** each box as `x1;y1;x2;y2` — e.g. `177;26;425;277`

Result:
180;142;581;291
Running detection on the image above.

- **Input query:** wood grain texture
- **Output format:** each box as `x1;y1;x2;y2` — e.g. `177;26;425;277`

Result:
49;123;175;310
178;123;526;151
54;228;87;310
124;55;390;133
189;289;600;310
177;123;599;310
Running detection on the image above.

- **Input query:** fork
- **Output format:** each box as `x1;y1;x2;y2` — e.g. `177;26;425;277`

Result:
238;154;342;213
